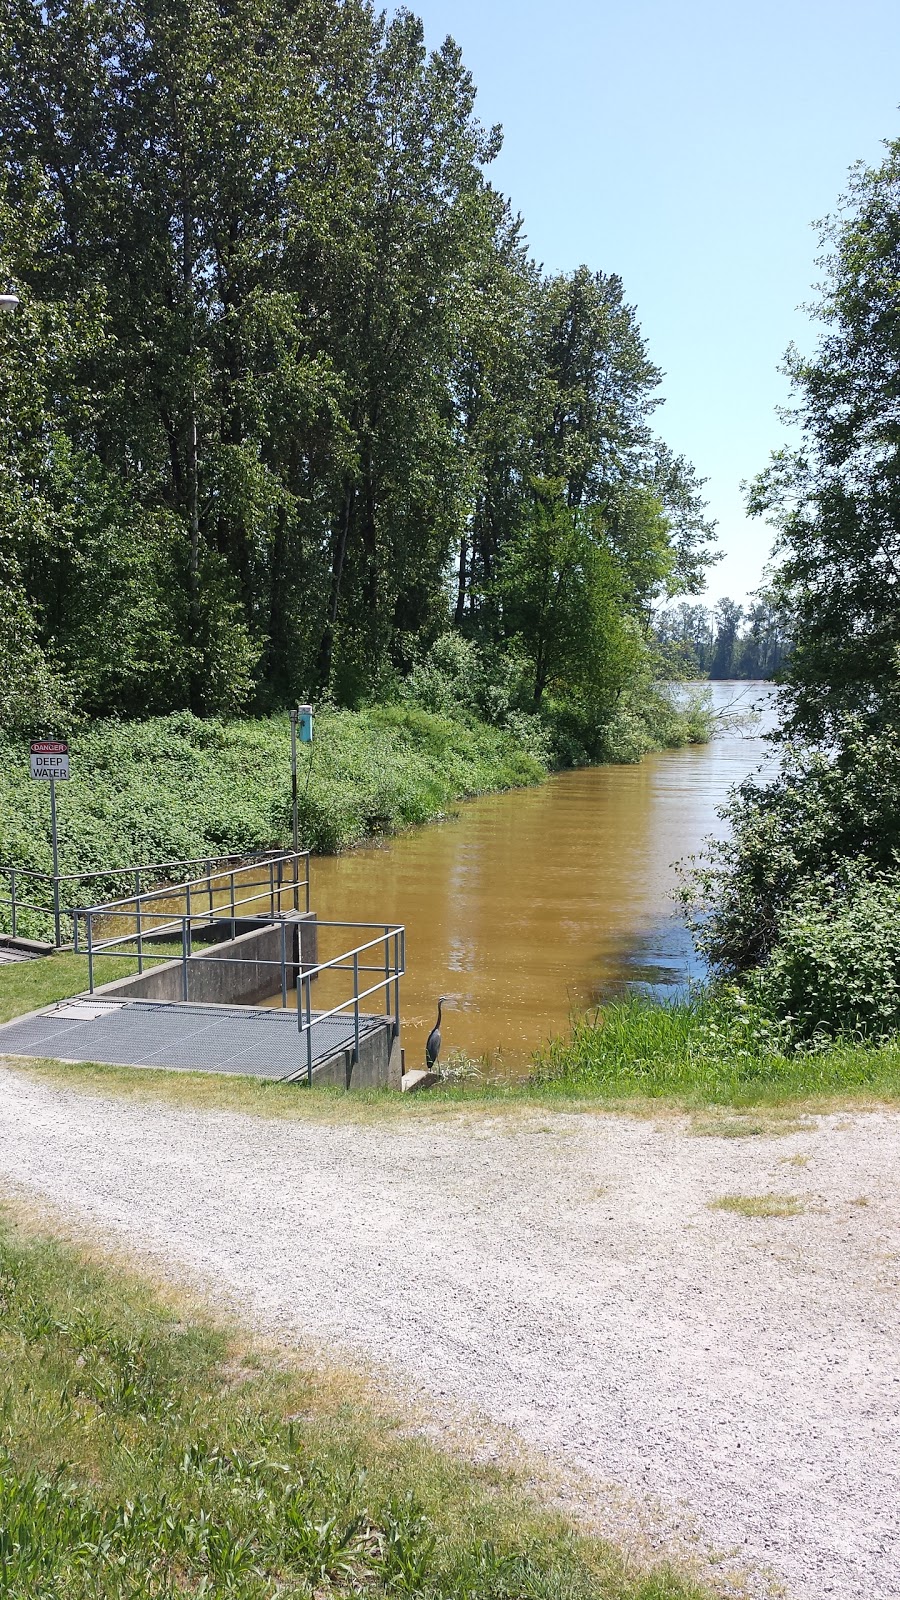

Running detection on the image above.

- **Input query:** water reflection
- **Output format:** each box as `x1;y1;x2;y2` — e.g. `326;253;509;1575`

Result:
310;682;780;1073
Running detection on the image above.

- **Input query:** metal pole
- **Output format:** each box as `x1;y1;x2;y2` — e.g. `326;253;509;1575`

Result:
50;776;61;947
280;918;287;1009
9;870;15;940
181;917;189;1001
353;951;360;1063
290;709;299;910
384;925;391;1023
136;890;143;975
394;932;401;1035
87;911;94;993
305;975;313;1084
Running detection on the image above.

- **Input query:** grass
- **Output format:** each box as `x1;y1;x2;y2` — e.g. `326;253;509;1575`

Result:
0;1204;708;1600
532;994;900;1111
708;1194;807;1218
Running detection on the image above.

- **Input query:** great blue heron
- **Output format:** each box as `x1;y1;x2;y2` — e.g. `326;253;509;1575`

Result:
425;997;447;1069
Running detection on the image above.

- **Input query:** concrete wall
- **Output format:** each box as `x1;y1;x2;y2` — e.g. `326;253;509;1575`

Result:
94;913;317;1007
310;1023;402;1091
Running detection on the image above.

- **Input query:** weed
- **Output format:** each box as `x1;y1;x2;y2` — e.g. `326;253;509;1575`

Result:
708;1194;807;1218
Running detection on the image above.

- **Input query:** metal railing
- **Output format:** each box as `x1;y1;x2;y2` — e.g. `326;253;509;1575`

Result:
71;893;404;1085
1;849;310;947
294;922;405;1084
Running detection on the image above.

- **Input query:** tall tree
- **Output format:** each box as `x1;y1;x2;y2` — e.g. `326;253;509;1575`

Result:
749;137;900;740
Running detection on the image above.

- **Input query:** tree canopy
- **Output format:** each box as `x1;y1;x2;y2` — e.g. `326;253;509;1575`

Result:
749;137;900;740
0;0;716;738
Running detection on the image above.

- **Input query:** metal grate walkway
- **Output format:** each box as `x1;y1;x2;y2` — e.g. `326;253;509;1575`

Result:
0;998;385;1081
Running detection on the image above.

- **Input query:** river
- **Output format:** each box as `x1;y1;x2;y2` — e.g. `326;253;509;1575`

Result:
309;681;780;1075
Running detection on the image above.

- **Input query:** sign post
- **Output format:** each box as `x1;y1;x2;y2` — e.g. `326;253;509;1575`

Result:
289;708;313;911
30;740;69;946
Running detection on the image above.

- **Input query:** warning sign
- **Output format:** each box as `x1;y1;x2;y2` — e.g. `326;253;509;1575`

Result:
30;740;69;781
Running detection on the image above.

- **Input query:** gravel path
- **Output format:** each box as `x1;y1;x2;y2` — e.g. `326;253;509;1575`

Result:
0;1065;897;1599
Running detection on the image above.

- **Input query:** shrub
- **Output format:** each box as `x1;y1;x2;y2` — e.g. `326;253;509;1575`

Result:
751;870;900;1043
682;719;900;977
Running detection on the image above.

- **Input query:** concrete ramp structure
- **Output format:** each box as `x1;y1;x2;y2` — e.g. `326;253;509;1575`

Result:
0;852;405;1090
0;995;401;1088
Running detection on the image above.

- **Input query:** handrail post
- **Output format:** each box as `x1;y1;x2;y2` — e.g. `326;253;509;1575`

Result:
207;862;213;916
229;870;235;936
383;925;391;1024
87;912;94;993
181;916;189;1001
305;974;313;1084
136;891;143;975
269;857;274;918
280;918;287;1009
9;870;15;940
353;951;360;1063
394;931;401;1035
304;853;310;915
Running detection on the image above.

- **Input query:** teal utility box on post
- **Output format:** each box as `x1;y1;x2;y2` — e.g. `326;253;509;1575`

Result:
298;705;313;743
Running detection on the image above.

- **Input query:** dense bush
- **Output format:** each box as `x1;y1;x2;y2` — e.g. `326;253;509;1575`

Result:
397;633;709;768
750;871;900;1043
682;718;900;977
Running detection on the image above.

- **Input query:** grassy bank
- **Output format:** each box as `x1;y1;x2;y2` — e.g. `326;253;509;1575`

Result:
532;995;900;1109
0;1207;704;1600
0;707;544;940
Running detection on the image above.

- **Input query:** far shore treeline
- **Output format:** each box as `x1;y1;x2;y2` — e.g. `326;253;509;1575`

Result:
0;0;719;766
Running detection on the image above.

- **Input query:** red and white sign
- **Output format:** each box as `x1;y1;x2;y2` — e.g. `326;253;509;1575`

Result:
30;740;69;781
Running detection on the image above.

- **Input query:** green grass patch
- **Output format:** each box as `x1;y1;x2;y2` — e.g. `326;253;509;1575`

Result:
0;1207;707;1599
532;995;900;1110
708;1194;807;1218
0;948;184;1026
0;953;150;1025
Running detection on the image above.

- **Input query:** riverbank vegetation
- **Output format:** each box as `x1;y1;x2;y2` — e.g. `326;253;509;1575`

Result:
1;0;716;785
532;996;900;1109
0;706;543;904
645;132;900;1067
672;134;900;1055
0;1206;704;1600
0;679;708;940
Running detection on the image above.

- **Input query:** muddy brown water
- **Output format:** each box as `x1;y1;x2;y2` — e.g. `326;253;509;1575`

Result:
303;682;780;1076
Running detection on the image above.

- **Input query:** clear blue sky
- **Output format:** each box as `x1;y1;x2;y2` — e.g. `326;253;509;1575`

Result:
407;0;900;607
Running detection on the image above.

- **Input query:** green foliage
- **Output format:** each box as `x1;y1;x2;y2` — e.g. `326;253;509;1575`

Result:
682;717;900;978
749;871;900;1044
532;993;900;1106
653;593;789;682
747;137;900;741
0;2;716;729
498;483;637;711
0;1215;706;1599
